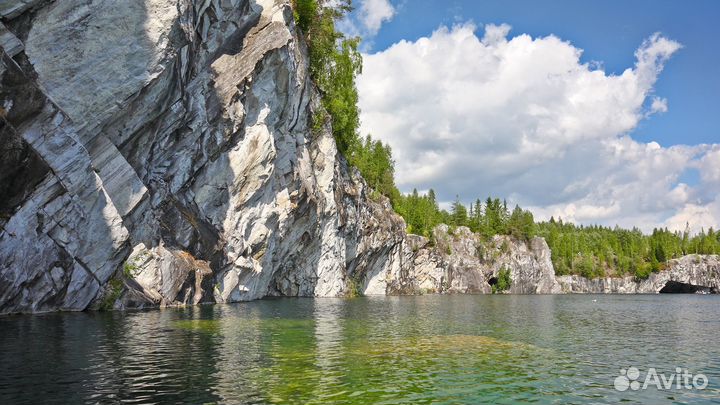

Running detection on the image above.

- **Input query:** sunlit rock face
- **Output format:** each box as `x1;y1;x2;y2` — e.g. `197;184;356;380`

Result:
395;225;720;296
2;1;719;314
556;255;720;294
0;0;406;314
389;225;561;295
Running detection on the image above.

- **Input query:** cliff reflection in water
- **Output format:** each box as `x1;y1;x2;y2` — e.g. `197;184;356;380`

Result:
1;295;720;404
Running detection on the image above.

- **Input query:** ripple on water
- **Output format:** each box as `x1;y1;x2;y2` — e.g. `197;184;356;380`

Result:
1;295;719;404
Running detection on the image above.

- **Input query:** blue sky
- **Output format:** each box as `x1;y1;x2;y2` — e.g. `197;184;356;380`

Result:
346;0;720;231
368;0;720;148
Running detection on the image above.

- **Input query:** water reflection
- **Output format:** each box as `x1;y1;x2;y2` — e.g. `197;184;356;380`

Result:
1;295;719;404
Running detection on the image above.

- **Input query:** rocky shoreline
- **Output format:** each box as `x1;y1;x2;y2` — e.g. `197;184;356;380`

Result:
395;225;720;296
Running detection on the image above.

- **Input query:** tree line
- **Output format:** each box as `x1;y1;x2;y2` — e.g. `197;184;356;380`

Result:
393;191;536;241
292;0;397;192
292;1;720;280
397;189;720;279
536;219;720;279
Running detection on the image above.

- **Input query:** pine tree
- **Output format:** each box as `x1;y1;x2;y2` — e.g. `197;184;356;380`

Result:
451;195;468;227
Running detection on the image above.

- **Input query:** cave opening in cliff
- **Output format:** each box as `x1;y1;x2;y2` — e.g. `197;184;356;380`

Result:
488;277;498;287
659;281;718;294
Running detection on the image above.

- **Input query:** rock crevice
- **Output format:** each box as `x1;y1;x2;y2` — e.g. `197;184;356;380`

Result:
0;0;408;314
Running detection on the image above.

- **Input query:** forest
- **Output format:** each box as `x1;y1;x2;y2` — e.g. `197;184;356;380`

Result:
394;189;720;279
292;0;720;280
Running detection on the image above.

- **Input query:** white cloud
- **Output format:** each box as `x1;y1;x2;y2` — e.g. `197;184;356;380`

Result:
337;0;395;43
481;23;511;45
359;0;395;35
664;201;720;233
357;23;720;232
649;96;668;114
698;146;720;185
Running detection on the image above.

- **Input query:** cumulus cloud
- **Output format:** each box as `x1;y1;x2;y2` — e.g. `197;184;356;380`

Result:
337;0;395;45
481;22;511;45
357;23;720;232
359;0;395;34
698;146;720;185
649;97;668;114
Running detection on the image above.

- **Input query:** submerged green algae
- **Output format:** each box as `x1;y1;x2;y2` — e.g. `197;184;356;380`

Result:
170;314;556;404
8;295;712;404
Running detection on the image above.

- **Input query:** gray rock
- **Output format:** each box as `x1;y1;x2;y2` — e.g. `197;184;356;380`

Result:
0;22;23;57
396;225;720;296
393;225;560;294
0;0;408;314
0;0;44;19
556;255;720;293
1;0;718;315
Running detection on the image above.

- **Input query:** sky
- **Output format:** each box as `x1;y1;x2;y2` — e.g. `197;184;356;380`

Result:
339;0;720;233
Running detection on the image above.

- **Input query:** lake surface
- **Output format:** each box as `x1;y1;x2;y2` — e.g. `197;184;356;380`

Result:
1;295;719;404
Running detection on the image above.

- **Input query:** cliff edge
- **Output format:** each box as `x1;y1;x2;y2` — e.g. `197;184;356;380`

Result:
0;0;408;314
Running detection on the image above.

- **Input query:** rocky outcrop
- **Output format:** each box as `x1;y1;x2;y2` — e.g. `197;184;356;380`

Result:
556;255;720;293
0;0;405;314
387;225;560;295
383;233;447;295
436;226;560;294
394;225;720;296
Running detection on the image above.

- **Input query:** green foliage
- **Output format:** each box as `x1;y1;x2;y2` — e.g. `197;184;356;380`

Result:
537;220;720;279
634;262;653;281
292;2;720;284
322;37;362;153
310;109;328;135
393;193;537;241
492;267;512;293
294;1;401;206
393;189;444;237
482;198;508;237
292;0;319;33
451;196;468;227
402;196;536;241
293;0;360;154
345;275;363;298
368;189;383;202
123;262;139;279
475;243;485;260
572;255;603;279
99;278;124;311
350;135;398;199
507;205;536;242
428;230;436;247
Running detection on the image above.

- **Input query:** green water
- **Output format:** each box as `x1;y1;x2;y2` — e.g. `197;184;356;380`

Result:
1;295;719;404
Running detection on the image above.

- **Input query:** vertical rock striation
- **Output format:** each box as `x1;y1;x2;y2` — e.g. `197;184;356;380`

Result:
1;1;718;314
387;225;561;295
0;0;405;314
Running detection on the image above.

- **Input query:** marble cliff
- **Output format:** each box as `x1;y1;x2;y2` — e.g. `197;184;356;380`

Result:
1;0;718;314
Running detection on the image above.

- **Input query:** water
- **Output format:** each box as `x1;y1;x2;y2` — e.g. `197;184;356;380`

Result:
1;295;719;404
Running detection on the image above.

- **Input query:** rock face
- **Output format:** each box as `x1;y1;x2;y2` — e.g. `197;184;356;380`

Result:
556;255;720;294
386;225;560;295
1;1;719;315
396;226;720;295
0;0;405;314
